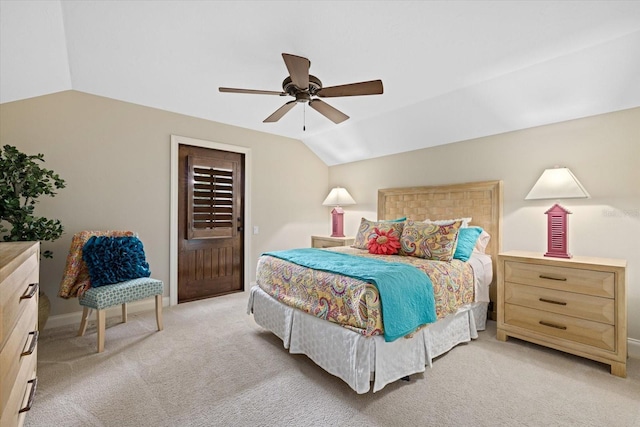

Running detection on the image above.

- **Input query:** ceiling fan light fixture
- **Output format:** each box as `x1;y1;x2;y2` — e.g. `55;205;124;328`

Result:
295;92;311;103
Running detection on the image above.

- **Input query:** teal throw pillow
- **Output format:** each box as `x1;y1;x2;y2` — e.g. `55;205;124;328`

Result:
82;236;151;287
453;226;483;262
384;217;406;222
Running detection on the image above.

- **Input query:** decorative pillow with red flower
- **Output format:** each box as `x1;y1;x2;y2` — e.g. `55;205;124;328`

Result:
367;227;401;255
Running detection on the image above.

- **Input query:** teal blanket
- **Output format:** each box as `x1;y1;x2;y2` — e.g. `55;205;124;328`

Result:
263;248;436;342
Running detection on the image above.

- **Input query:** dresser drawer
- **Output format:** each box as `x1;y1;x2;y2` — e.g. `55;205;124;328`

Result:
504;304;615;352
504;261;615;298
0;252;38;349
504;282;615;324
0;345;37;427
0;296;38;415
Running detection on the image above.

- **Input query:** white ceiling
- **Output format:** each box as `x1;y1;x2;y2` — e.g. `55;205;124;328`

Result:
2;1;640;165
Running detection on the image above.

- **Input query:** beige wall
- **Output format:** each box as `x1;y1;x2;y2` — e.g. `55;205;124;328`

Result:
0;90;330;317
2;91;638;345
329;107;640;342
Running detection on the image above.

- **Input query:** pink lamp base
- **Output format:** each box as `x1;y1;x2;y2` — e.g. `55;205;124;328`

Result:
543;203;572;258
544;250;572;259
330;207;345;237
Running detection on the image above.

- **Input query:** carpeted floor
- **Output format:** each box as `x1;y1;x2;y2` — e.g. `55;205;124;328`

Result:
26;291;640;427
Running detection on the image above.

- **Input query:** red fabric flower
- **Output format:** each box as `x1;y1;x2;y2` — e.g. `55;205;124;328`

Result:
367;227;401;255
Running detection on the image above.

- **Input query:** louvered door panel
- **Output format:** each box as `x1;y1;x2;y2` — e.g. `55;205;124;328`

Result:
188;156;238;239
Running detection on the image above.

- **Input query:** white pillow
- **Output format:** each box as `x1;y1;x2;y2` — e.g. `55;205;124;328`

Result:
424;217;472;228
473;229;491;253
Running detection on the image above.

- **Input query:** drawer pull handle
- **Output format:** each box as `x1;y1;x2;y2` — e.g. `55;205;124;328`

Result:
21;330;39;357
539;275;567;281
539;320;567;330
20;283;39;299
539;298;567;306
19;378;38;413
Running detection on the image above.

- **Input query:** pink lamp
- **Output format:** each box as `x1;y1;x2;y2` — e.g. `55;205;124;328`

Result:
525;167;590;258
322;187;356;237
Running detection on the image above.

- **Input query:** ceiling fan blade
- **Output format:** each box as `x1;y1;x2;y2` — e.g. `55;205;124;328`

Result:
219;87;286;96
317;80;383;98
309;99;349;124
263;101;297;123
282;53;310;90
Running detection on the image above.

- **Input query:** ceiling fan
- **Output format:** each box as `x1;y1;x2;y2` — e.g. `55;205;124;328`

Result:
219;53;383;124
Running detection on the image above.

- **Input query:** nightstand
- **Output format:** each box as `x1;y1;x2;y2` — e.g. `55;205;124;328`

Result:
311;236;355;249
497;250;627;377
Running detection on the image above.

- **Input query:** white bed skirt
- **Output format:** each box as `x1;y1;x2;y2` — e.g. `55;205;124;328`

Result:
247;286;488;393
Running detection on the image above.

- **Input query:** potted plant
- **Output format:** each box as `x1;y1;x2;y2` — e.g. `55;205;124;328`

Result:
0;144;66;330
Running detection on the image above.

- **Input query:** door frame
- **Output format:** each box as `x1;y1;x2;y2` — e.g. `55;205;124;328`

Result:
170;134;252;306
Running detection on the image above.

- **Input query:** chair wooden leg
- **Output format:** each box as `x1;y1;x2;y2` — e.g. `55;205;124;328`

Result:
78;307;91;336
122;303;128;323
155;294;163;331
97;309;106;353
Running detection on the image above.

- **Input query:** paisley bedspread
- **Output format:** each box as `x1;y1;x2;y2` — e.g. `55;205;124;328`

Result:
256;246;475;337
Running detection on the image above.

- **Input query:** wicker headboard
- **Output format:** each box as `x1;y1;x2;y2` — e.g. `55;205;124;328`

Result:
378;180;503;318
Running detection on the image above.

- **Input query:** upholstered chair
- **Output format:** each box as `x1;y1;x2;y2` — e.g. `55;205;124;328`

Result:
59;231;164;352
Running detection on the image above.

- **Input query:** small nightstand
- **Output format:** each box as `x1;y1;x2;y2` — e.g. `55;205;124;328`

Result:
311;235;355;249
497;250;627;377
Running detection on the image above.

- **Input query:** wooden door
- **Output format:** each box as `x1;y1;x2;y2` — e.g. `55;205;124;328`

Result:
178;144;244;302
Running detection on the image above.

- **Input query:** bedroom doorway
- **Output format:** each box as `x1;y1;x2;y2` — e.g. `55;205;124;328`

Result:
177;143;245;303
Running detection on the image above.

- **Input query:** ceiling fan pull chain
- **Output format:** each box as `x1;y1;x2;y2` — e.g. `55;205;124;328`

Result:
303;103;306;131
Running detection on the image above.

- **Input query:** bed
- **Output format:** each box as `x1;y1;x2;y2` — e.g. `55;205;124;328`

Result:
247;180;503;393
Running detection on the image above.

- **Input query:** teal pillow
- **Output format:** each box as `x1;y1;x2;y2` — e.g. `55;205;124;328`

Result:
82;236;151;287
453;226;483;262
384;217;406;222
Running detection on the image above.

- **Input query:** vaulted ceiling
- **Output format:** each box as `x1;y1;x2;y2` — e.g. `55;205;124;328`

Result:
2;1;639;165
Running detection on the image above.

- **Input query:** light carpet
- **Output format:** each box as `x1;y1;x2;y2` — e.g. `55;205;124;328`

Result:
26;291;640;427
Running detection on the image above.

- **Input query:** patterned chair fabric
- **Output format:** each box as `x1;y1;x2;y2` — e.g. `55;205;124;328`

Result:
78;278;164;310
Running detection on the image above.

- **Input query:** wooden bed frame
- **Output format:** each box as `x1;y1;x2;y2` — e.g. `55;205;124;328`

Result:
378;180;503;318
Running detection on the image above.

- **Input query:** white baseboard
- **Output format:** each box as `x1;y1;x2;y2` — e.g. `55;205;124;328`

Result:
44;296;170;330
629;338;640;359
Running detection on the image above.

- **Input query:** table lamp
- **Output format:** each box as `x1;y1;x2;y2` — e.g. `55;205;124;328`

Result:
322;187;356;237
525;166;590;258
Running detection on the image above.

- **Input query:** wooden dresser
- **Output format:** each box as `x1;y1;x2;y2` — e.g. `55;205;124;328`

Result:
311;236;355;249
1;242;39;427
497;250;627;377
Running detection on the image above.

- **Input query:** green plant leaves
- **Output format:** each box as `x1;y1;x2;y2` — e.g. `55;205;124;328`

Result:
0;145;66;258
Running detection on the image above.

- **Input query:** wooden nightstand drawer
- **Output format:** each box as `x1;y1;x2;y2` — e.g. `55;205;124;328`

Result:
497;251;626;377
311;236;355;249
504;304;615;352
504;282;615;324
504;260;614;298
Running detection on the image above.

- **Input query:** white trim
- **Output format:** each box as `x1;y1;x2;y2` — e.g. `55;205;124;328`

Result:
629;338;640;360
169;135;252;306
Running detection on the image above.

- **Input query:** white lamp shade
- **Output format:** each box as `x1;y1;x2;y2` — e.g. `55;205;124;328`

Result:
322;187;356;206
525;167;590;200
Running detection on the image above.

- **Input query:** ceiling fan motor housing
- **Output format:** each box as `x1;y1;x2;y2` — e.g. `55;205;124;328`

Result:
283;75;322;98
